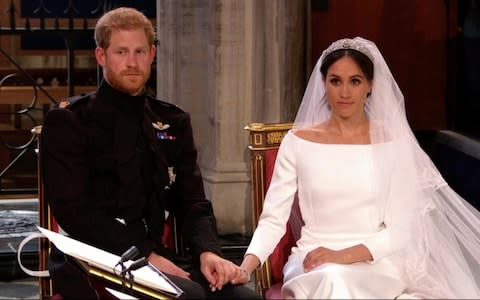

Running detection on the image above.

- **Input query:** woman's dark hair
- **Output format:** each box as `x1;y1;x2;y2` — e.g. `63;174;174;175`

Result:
320;49;374;81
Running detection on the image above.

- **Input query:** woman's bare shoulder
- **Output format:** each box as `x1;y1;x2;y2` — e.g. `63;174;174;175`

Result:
293;124;329;143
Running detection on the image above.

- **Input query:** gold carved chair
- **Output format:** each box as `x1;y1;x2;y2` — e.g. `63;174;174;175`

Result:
245;122;303;299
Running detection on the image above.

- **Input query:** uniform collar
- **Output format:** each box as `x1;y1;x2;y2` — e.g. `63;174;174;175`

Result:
97;80;146;122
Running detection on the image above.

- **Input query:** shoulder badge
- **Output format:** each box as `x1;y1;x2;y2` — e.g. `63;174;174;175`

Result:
56;91;95;109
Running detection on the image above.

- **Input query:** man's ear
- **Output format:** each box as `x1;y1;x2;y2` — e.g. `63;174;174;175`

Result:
149;45;156;63
95;47;106;67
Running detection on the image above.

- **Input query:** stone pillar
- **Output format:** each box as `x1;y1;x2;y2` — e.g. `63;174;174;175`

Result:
156;0;306;235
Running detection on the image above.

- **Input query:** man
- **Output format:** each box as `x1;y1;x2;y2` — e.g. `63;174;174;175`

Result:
41;7;259;299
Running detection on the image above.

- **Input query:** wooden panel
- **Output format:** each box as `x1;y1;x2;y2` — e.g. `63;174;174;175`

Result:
0;86;95;105
311;0;457;130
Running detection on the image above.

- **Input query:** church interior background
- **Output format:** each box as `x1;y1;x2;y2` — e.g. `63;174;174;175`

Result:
0;0;478;298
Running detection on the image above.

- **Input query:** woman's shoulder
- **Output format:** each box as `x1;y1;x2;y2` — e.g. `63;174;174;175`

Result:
291;124;329;143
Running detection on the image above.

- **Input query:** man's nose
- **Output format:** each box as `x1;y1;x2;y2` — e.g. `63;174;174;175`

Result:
126;52;138;67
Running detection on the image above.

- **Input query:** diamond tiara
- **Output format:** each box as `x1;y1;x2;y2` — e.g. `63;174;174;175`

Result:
323;38;374;62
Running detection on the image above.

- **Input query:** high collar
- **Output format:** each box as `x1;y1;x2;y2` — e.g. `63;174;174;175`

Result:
96;80;146;122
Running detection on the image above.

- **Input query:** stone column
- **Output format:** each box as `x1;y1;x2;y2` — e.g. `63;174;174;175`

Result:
156;0;306;235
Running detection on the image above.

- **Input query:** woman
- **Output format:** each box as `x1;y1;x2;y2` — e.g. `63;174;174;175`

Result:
232;37;480;298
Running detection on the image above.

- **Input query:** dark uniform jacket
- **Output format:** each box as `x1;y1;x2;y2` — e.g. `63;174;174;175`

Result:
41;80;222;263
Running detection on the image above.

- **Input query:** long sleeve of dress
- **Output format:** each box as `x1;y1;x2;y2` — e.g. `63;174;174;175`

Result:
245;133;298;264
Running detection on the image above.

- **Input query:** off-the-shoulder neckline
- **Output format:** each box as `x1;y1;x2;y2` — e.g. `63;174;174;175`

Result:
290;131;373;146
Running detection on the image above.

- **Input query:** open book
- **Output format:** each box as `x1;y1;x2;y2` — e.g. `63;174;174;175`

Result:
37;226;183;299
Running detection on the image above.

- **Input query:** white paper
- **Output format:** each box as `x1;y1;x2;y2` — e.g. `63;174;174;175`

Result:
105;287;138;299
37;226;179;295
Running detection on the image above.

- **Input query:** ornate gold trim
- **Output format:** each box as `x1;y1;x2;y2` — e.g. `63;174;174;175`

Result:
33;124;53;298
266;131;287;145
244;122;293;132
246;122;293;294
89;268;170;299
246;122;292;152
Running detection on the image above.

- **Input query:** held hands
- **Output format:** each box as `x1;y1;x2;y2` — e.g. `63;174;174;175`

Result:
229;267;250;285
230;254;260;285
148;252;191;279
148;251;249;291
200;251;245;292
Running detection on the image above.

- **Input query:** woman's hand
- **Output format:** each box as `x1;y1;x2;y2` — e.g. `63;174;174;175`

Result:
230;254;260;285
303;244;373;272
303;246;344;272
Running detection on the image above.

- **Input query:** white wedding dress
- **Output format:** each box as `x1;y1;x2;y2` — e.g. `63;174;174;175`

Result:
246;132;413;299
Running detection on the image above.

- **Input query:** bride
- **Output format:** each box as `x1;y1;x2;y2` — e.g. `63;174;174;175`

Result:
231;37;480;298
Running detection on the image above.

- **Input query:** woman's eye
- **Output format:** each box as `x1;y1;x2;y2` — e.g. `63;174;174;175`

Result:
351;78;361;85
330;78;340;85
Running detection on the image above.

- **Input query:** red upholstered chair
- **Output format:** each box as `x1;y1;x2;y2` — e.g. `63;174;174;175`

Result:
32;125;181;300
245;122;303;299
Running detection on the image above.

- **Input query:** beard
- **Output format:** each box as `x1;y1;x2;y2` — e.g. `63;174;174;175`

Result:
104;67;150;96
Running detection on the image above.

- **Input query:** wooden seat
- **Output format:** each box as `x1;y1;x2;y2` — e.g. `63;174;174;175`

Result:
245;122;302;299
32;125;55;299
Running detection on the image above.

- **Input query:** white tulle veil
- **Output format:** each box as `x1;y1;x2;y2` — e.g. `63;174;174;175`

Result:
293;37;480;298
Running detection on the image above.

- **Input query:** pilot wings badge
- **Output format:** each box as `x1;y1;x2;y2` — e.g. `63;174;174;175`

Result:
152;121;170;130
153;121;176;140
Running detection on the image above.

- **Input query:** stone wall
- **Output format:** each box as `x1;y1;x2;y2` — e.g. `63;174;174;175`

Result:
156;0;307;234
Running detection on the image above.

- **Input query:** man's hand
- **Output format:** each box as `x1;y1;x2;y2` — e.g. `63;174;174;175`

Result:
200;251;242;292
148;252;190;279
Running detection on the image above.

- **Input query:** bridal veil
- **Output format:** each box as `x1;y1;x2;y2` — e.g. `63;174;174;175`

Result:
292;37;480;298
